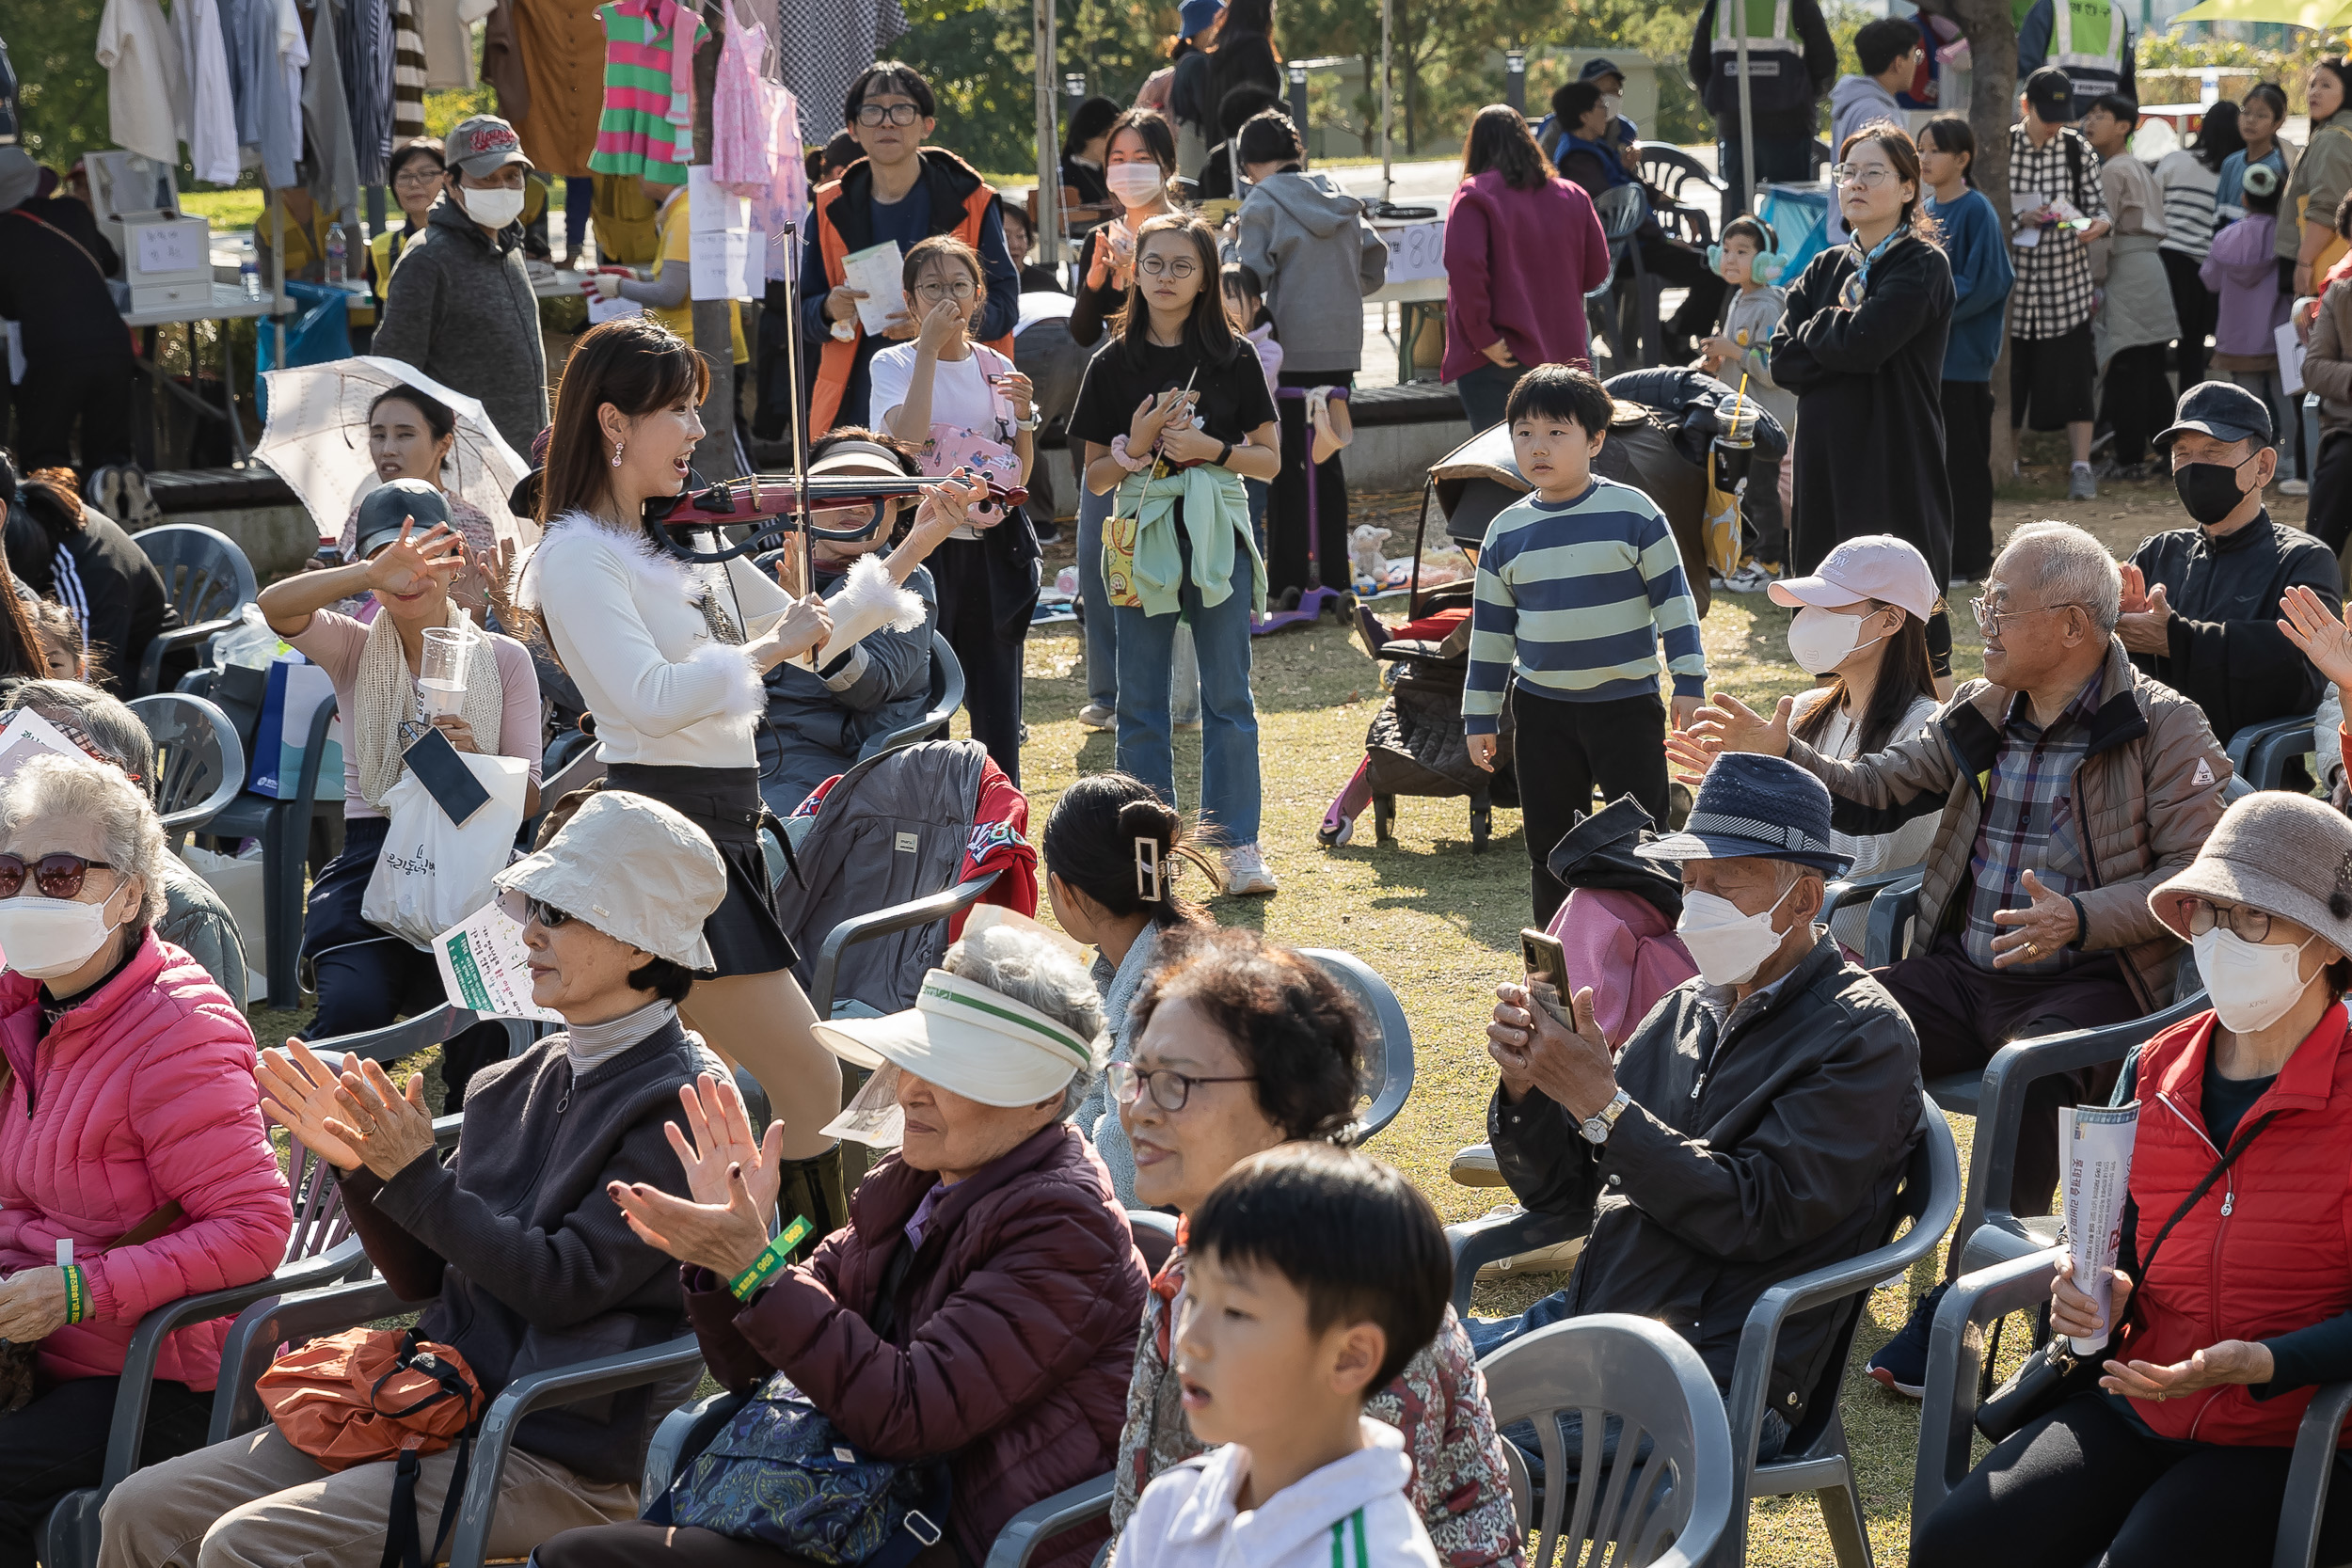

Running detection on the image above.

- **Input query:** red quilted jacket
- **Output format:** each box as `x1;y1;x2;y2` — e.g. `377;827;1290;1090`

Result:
683;1124;1148;1567
2127;1006;2352;1446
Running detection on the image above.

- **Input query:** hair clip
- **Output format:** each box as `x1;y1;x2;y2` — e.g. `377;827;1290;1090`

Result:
1135;836;1164;903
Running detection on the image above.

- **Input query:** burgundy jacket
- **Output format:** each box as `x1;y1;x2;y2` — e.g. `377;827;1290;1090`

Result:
686;1123;1149;1568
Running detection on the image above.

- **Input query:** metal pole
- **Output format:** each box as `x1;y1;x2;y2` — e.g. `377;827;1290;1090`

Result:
1734;0;1756;217
1380;0;1393;206
1034;0;1062;268
1288;61;1310;160
270;198;287;371
1505;49;1526;114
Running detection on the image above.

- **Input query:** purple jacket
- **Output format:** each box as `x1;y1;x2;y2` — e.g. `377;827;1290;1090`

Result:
2201;213;2290;357
1441;170;1613;382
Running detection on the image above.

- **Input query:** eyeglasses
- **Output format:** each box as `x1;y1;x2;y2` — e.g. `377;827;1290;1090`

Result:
524;897;576;928
854;103;923;127
1106;1061;1256;1112
0;853;115;900
1969;596;2081;638
392;166;446;186
2183;897;2278;942
1137;255;1199;279
1831;164;1896;188
915;280;977;301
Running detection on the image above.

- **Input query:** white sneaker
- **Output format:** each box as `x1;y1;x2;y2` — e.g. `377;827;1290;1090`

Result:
1077;702;1114;731
1223;844;1279;896
1721;562;1777;594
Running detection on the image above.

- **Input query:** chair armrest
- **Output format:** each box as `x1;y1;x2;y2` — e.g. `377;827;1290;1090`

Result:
444;1335;706;1568
291;692;338;812
1820;864;1921;923
136;618;239;697
1911;1247;2063;1524
641;1391;745;1502
210;1275;415;1444
1447;1206;1582;1317
1863;874;1925;968
2227;712;2313;774
807;872;1001;1020
980;1472;1116;1568
435;1113;464;1153
2275;1381;2352;1568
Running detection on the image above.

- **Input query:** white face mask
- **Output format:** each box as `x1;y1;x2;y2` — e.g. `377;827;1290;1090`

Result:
1600;92;1624;119
460;183;526;230
1677;880;1800;988
1104;163;1166;207
1785;607;1889;676
2193;926;2319;1036
0;894;127;981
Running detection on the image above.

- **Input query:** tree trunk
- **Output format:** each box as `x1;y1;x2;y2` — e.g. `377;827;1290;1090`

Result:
1955;0;2020;484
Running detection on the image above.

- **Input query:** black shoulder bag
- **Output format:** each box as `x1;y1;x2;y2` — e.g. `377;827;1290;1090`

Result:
1975;1107;2281;1444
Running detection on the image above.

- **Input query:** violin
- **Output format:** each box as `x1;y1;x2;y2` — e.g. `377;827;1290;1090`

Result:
643;470;1030;563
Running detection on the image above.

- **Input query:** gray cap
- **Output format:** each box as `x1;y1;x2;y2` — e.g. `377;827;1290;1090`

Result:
353;479;452;560
0;149;38;212
2150;790;2352;950
495;791;726;969
445;116;532;180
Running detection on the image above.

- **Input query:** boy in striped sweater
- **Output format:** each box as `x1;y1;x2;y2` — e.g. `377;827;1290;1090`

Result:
1465;364;1708;923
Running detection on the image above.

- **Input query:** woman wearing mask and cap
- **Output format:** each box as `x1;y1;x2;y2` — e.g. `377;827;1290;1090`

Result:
548;921;1150;1568
1769;535;1945;953
372;115;548;452
105;791;724;1568
1914;789;2352;1568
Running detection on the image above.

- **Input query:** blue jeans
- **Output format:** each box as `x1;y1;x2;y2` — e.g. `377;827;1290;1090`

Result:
1454;361;1520;433
1076;482;1117;710
1113;565;1261;847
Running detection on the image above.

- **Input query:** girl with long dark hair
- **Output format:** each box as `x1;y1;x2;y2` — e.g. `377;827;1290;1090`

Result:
518;315;978;1220
1068;214;1281;896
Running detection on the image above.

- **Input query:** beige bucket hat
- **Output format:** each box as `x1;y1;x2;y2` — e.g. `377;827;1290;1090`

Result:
493;791;725;969
813;969;1095;1107
2149;790;2352;950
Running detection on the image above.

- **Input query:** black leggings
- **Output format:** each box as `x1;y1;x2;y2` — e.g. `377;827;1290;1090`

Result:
928;536;1026;788
1512;685;1669;927
2100;342;2175;468
1911;1391;2352;1568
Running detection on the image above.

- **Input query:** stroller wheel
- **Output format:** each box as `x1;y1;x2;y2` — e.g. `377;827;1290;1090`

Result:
1374;795;1396;844
1470;803;1493;852
1318;816;1356;847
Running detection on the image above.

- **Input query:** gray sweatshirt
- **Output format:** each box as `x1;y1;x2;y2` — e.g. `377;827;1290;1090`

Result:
372;195;549;451
1234;172;1390;374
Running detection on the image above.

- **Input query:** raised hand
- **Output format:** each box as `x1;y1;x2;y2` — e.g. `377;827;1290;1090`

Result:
326;1057;437;1180
2280;583;2352;690
259;1037;363;1170
608;1163;771;1279
362;520;465;597
1989;868;2083;969
1691;690;1795;757
665;1072;785;1225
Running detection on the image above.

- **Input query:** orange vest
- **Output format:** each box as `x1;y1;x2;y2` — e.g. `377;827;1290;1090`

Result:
809;161;1017;436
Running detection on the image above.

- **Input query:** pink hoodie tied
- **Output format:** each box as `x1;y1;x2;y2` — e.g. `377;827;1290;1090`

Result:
0;932;292;1389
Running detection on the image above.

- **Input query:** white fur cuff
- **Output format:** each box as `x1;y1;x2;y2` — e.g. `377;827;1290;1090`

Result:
682;639;767;731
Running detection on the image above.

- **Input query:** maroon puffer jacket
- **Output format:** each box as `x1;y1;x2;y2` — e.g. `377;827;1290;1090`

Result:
684;1123;1149;1568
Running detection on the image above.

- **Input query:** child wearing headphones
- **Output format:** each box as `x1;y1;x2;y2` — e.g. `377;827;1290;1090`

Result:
1699;216;1798;592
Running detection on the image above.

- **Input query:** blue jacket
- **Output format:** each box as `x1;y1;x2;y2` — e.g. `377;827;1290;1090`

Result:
1927;186;2014;382
754;561;940;818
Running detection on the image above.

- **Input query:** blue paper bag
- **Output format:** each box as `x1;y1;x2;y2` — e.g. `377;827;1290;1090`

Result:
249;653;342;800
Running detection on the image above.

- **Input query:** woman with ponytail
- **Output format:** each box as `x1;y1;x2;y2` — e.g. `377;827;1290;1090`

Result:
1045;772;1215;1205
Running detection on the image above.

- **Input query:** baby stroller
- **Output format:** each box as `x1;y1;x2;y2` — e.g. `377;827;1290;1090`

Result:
1316;370;1784;851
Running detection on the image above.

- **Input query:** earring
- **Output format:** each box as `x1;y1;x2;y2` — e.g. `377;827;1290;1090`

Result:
611;441;625;468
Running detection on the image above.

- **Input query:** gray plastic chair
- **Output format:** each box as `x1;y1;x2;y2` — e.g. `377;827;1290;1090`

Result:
127;692;244;843
2226;712;2319;792
870;631;967;753
1301;948;1415;1144
132;524;261;696
1478;1313;1738;1568
300;1003;539;1071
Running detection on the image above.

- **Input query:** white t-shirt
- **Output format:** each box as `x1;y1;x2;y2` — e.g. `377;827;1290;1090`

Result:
866;341;1016;540
97;0;186;166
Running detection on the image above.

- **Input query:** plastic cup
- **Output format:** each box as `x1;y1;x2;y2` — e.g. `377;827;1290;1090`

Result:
419;627;469;718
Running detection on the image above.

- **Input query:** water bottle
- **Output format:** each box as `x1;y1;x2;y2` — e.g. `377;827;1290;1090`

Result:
239;259;262;301
325;222;347;285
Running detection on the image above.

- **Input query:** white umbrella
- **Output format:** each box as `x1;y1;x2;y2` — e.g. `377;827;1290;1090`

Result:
258;356;535;553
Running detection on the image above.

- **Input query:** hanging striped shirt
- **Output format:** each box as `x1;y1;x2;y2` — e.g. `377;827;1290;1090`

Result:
1462;477;1706;734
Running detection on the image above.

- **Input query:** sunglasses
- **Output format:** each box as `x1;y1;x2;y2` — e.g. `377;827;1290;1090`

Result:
0;852;115;900
524;897;576;928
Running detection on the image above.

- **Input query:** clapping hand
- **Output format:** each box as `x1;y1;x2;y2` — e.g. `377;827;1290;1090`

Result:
1989;868;2082;968
258;1037;365;1169
261;1039;435;1180
664;1072;785;1221
2114;583;2173;656
2118;563;2150;615
1664;690;1795;784
607;1071;780;1280
2280;583;2352;689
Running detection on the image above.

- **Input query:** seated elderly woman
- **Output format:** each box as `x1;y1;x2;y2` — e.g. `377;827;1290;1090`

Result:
2;676;249;1001
1913;790;2352;1568
1105;926;1522;1564
99;790;726;1568
257;485;542;1105
753;428;964;817
537;921;1150;1568
0;753;291;1566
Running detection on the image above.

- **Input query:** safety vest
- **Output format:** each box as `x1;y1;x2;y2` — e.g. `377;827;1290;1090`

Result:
1711;0;1800;71
2051;0;2126;113
809;161;1016;436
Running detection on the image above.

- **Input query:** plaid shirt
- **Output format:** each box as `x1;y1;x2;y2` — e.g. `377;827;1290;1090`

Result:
2009;123;2109;340
1963;674;2104;972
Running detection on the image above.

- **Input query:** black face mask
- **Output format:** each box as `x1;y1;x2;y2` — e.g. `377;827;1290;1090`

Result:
2173;451;2260;527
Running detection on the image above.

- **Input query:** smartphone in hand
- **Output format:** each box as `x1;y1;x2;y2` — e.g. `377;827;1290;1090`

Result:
1520;928;1573;1025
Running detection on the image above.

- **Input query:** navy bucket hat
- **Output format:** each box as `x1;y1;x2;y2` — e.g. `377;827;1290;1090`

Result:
1637;752;1850;876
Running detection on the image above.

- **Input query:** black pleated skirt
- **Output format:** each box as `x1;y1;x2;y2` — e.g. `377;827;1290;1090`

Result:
600;763;798;977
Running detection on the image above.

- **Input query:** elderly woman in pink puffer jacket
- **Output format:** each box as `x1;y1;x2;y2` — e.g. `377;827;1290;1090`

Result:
0;753;291;1568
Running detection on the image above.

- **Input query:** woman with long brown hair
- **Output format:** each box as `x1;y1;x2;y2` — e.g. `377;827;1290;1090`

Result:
517;315;978;1223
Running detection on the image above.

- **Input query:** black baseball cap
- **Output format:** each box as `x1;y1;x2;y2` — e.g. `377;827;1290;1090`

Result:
1579;57;1626;87
2025;67;2074;121
2156;380;2275;451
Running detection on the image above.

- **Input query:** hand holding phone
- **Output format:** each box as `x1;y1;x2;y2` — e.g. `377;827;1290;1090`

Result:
1520;928;1572;1025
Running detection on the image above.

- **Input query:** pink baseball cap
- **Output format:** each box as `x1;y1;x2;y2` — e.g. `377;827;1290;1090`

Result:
1768;535;1938;623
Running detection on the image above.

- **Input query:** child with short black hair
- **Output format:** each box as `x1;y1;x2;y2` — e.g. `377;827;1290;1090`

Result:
1699;215;1795;589
1120;1143;1452;1568
1465;363;1706;926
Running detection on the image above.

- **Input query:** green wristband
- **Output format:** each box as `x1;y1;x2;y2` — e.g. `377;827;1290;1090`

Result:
729;1215;815;1302
61;1264;88;1325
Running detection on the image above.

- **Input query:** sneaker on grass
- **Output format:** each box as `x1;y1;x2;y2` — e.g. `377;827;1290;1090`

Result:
1222;844;1279;896
1722;562;1777;594
1866;1279;1949;1399
1077;702;1114;731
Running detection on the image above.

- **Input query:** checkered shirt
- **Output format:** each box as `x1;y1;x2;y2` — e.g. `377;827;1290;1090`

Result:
2009;123;2109;340
1963;674;2104;973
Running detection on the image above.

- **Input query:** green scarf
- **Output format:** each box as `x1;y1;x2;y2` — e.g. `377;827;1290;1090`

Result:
1113;463;1265;618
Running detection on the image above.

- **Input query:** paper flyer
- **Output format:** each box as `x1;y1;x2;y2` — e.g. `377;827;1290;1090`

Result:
2061;1102;2139;1354
433;899;562;1022
840;241;904;336
0;708;101;783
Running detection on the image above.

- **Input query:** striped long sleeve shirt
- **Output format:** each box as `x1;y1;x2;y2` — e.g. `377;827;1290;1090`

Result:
1462;478;1706;735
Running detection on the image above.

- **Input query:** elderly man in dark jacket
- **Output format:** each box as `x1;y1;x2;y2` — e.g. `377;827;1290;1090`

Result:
1473;754;1923;1463
2120;381;2342;748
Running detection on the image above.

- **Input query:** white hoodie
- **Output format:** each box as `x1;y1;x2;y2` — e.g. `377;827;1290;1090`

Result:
1119;1418;1441;1568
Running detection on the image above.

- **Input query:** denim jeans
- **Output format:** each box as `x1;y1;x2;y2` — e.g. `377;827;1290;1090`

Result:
1454;361;1521;434
1076;481;1118;710
1113;564;1261;847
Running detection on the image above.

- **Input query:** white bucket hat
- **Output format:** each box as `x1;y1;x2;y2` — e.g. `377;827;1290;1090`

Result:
813;968;1094;1107
493;791;725;969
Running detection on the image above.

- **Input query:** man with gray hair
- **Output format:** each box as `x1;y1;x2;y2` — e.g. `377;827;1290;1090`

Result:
1673;517;2230;1394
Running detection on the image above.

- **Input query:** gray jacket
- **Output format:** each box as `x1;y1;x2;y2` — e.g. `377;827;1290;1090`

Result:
1075;922;1168;1208
1234;172;1389;374
755;562;939;819
160;857;246;1008
372;196;548;451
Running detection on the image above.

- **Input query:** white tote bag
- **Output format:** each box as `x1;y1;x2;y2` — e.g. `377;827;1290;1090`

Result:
360;752;532;947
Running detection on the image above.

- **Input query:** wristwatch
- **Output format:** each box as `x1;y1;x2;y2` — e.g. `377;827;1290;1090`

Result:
1580;1088;1632;1146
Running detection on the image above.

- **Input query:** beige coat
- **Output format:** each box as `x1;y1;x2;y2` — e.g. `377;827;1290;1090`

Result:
2303;275;2352;439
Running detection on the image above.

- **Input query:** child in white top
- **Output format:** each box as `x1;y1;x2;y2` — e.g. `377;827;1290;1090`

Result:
1118;1145;1450;1568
